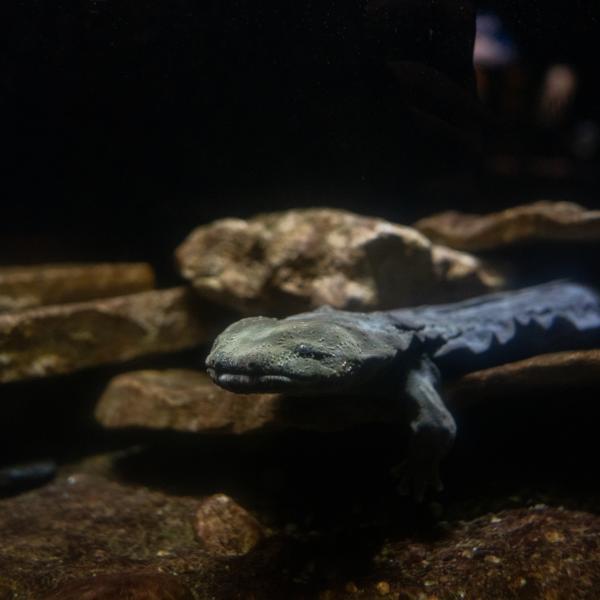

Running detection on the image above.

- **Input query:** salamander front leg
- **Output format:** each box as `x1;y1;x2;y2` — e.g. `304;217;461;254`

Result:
398;356;456;501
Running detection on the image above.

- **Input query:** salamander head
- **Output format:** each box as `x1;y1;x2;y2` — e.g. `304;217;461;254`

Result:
205;311;398;394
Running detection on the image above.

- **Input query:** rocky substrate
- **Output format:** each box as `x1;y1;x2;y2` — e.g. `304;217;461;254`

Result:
1;451;600;599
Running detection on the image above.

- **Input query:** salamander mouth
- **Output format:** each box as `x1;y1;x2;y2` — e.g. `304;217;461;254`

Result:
206;367;298;393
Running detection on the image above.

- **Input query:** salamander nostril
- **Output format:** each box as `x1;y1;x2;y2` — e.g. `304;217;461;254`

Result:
205;355;232;372
294;344;330;360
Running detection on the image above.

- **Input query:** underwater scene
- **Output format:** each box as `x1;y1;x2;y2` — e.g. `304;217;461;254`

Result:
2;1;600;598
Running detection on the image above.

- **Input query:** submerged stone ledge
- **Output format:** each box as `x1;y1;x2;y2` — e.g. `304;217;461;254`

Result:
0;288;221;383
0;262;155;312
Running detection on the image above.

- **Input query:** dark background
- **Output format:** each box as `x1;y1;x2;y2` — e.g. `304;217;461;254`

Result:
3;0;600;283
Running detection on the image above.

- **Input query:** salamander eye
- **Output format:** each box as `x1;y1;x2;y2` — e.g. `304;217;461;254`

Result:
294;344;331;360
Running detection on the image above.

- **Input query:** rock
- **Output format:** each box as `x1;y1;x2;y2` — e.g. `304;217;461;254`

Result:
96;369;281;434
0;580;18;600
41;572;194;600
414;201;600;252
376;505;600;599
0;288;222;383
0;263;155;312
94;369;399;434
176;208;504;316
2;462;600;598
0;474;221;598
375;580;391;595
195;494;265;557
0;460;56;496
449;349;600;405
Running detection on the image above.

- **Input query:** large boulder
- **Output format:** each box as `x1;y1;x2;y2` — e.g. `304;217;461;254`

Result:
176;208;504;316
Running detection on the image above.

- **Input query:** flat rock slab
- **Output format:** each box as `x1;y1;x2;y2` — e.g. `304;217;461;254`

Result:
414;201;600;252
2;473;600;599
0;288;220;383
95;350;600;434
448;349;600;405
95;369;398;434
176;208;504;316
0;263;155;312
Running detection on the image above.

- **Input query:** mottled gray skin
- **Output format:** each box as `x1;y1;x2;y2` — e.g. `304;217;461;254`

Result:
207;281;600;498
